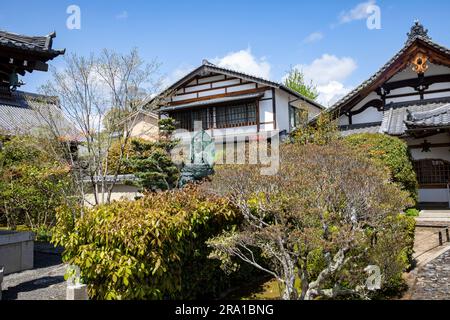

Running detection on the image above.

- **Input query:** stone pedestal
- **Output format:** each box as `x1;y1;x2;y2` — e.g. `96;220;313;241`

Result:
0;231;34;275
66;284;88;300
179;163;214;187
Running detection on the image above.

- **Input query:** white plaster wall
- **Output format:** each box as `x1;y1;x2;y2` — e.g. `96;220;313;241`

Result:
227;83;257;93
339;115;350;126
275;90;290;133
197;74;225;84
84;185;142;206
419;189;449;203
352;107;384;124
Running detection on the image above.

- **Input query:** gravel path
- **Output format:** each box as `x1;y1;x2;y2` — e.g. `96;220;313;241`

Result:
410;250;450;300
1;243;67;300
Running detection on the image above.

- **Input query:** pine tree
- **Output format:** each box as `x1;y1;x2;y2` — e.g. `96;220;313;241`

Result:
127;118;180;192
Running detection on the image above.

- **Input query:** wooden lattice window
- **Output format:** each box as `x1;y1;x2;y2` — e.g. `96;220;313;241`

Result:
170;101;257;131
170;108;209;131
414;159;450;186
215;102;257;129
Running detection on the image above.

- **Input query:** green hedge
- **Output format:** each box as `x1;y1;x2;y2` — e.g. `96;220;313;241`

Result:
52;187;257;300
369;214;416;296
344;133;418;203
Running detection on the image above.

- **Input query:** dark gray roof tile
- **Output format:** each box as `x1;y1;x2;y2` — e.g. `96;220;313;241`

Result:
381;98;450;135
339;122;382;136
0;91;78;139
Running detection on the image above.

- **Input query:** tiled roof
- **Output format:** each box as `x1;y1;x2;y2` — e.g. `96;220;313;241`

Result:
0;30;65;56
0;91;78;138
404;102;450;129
339;122;382;136
380;98;450;135
329;22;450;114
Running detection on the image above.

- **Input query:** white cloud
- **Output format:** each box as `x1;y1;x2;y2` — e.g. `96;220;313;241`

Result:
304;32;324;43
291;54;357;107
211;48;271;79
339;0;376;24
316;81;353;107
116;11;129;20
162;65;195;89
298;54;357;86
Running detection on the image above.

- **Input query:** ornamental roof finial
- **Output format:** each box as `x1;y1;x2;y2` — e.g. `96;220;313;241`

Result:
407;20;431;42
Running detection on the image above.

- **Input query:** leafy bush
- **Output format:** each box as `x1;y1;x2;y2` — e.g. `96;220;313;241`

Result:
344;133;418;203
369;214;416;296
0;136;72;231
52;187;256;300
290;112;339;146
206;141;414;300
405;208;420;217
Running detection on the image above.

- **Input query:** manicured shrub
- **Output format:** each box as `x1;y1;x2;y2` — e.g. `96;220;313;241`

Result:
0;136;72;231
344;133;418;203
369;214;416;297
52;187;256;300
207;141;414;299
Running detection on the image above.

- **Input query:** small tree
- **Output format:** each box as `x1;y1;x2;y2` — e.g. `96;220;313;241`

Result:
127;118;180;192
205;142;413;300
39;49;169;206
284;67;319;101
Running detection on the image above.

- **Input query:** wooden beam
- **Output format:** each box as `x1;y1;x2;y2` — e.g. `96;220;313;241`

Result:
272;88;277;130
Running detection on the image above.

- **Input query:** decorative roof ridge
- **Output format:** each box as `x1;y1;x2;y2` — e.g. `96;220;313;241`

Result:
406;20;431;43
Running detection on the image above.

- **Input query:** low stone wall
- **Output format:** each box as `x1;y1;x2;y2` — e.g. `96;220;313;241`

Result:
0;231;34;275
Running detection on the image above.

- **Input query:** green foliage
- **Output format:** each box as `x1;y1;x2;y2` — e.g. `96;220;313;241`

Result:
290;112;340;145
127;118;180;192
0;136;73;231
284;67;319;101
405;208;420;217
106;138;139;175
208;141;414;299
52;187;256;300
369;214;416;296
344;133;419;203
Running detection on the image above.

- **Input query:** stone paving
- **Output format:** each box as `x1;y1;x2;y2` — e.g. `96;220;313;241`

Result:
410;250;450;300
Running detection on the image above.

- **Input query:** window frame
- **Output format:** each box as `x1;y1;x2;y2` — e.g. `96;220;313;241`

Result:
169;100;258;132
414;158;450;188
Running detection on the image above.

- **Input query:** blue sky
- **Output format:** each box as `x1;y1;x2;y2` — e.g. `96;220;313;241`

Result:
2;0;450;106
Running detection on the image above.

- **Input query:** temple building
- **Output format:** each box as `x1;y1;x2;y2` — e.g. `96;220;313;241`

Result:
147;59;324;143
330;21;450;207
0;30;72;138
